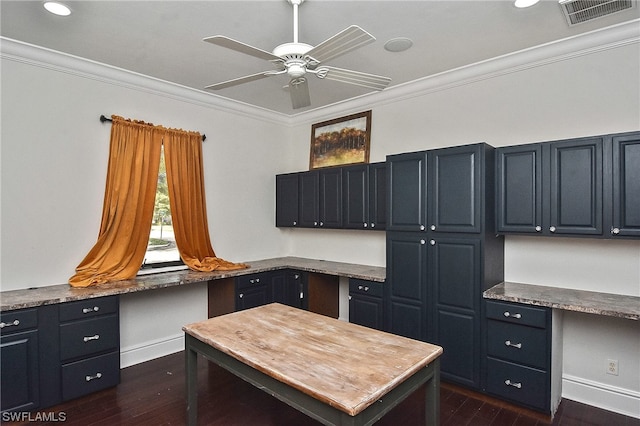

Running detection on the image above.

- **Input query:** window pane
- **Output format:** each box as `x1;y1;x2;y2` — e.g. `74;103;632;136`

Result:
144;146;181;267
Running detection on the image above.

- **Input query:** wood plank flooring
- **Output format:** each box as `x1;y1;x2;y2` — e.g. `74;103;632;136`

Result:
7;351;639;425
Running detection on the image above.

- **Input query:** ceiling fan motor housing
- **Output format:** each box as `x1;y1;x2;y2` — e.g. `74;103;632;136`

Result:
272;42;313;78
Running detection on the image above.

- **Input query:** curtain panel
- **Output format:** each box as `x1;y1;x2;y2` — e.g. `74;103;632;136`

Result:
69;116;245;288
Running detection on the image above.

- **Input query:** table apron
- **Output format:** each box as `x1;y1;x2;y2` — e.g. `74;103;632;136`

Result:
185;333;440;426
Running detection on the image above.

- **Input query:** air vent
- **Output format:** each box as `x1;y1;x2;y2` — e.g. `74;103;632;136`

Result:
559;0;635;25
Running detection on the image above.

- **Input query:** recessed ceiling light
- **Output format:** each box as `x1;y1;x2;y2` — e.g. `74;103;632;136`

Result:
384;38;413;53
43;1;71;16
514;0;540;8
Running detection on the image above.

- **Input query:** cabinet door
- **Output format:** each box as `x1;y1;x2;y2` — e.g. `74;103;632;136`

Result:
387;151;428;232
275;173;299;227
272;270;306;309
612;133;640;237
1;330;40;412
386;232;428;341
369;163;387;230
342;164;368;229
299;172;319;227
349;295;384;330
237;284;270;311
548;137;603;235
429;144;482;233
431;237;481;388
496;145;543;233
319;168;342;228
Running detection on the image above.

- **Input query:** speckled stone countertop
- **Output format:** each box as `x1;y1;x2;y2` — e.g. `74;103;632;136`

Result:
0;257;385;312
484;282;640;321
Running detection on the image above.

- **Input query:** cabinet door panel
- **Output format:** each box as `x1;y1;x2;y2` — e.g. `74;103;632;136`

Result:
299;172;319;227
388;302;424;341
343;165;368;229
1;331;39;412
432;238;480;311
436;310;478;387
237;285;270;311
497;145;542;233
369;163;387;230
387;151;427;231
386;233;427;302
549;138;603;235
319;168;342;228
612;133;640;237
349;295;384;330
430;145;481;233
275;173;299;227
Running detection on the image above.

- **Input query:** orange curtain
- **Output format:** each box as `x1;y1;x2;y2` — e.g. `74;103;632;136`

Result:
163;128;247;272
69;116;163;287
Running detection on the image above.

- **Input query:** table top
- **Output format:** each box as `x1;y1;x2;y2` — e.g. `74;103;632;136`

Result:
183;303;442;416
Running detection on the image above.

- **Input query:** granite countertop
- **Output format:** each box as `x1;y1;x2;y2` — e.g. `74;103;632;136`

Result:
484;281;640;321
0;257;385;312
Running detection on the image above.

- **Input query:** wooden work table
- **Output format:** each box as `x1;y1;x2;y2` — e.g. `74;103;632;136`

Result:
183;303;443;425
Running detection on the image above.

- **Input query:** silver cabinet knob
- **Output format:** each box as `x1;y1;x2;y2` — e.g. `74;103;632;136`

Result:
535;226;541;232
419;225;425;231
363;223;368;228
549;226;556;233
319;221;324;227
314;221;318;226
430;225;436;231
371;223;375;228
293;221;297;226
239;293;244;298
420;239;426;245
358;285;364;290
430;240;436;246
612;227;620;235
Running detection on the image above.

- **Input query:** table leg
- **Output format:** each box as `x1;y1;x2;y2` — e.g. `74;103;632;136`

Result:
425;358;440;426
185;335;198;426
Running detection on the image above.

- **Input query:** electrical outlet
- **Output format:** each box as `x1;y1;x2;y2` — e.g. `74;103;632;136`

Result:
606;359;619;376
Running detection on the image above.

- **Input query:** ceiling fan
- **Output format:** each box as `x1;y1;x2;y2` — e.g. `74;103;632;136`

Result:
203;0;391;109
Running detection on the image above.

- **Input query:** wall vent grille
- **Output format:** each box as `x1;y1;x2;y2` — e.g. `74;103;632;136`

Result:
559;0;635;25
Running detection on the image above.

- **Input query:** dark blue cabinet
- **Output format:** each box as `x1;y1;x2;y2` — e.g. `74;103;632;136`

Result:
612;132;640;237
348;279;384;330
342;162;386;230
275;173;299;227
385;143;504;390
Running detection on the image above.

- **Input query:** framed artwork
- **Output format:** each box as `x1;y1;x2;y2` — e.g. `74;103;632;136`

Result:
309;110;371;169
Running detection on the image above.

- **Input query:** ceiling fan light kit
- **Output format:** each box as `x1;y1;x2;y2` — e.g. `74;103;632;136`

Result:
203;0;391;110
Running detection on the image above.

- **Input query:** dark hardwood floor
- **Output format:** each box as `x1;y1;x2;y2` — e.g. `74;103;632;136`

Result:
8;352;639;425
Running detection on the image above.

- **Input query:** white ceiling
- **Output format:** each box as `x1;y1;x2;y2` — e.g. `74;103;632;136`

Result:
2;0;639;116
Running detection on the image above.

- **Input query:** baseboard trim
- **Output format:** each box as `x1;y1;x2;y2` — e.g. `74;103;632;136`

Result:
562;374;640;419
120;334;184;368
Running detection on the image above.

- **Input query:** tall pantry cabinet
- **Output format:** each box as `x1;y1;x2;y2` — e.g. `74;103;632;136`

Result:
386;143;504;390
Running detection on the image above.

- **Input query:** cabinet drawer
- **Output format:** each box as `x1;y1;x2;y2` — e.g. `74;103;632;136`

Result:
486;300;547;328
236;274;268;290
486;357;548;411
59;314;119;361
62;351;120;401
349;279;383;297
59;296;118;322
487;320;548;369
0;308;38;334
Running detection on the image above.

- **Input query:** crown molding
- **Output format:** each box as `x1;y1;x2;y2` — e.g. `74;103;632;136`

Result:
0;37;292;126
2;19;638;127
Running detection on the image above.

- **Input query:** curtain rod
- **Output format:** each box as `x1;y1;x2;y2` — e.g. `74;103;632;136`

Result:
100;115;206;142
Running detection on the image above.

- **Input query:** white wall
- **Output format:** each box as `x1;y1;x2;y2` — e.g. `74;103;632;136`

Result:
0;43;291;366
2;25;639;417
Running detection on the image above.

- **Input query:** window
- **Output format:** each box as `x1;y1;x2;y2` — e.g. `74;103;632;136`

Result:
142;146;183;270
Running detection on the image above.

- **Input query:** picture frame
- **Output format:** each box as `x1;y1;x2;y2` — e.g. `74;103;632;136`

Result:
309;110;371;170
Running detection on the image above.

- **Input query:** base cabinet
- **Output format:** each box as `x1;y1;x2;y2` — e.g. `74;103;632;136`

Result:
348;279;384;330
484;300;561;414
1;296;120;414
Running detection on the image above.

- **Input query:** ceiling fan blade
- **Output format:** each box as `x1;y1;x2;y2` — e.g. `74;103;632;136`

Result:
318;66;391;91
305;25;375;65
203;35;281;62
205;71;277;90
288;78;311;110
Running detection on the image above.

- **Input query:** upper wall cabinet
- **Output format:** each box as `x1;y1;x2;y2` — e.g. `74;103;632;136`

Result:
612;132;640;237
342;162;386;230
496;131;639;238
276;173;300;227
386;151;428;232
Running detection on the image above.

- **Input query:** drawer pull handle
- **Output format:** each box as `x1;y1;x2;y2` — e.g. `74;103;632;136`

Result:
82;306;100;314
503;311;522;319
504;340;522;349
504;379;522;389
0;320;20;328
86;372;103;382
358;285;370;292
83;334;100;342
